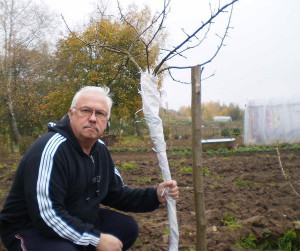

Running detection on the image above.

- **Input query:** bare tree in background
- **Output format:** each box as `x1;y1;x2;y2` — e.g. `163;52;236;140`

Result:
0;0;56;146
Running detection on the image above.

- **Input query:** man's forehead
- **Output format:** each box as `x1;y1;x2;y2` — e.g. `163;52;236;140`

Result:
77;92;108;108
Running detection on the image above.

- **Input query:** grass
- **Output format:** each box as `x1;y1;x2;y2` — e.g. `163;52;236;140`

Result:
178;165;212;175
179;166;192;173
136;177;152;183
235;178;258;187
117;135;151;147
109;137;300;156
117;162;140;171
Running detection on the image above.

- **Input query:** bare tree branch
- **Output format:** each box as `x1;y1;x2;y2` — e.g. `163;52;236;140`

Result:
167;68;190;84
116;0;170;72
157;1;235;75
165;66;215;85
167;21;212;62
199;5;234;67
154;0;238;75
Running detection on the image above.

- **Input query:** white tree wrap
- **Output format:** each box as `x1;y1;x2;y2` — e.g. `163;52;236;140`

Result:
140;72;179;251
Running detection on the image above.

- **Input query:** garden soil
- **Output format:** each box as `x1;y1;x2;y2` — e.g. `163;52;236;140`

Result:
0;138;300;250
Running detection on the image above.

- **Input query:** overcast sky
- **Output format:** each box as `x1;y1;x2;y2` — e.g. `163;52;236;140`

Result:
44;0;300;110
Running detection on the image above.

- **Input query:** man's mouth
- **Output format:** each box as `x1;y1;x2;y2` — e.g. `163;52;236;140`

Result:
83;125;99;132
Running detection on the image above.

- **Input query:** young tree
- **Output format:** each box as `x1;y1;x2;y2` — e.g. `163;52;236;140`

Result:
61;1;239;250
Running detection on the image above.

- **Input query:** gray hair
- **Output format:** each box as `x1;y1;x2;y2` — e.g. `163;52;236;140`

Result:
71;86;113;117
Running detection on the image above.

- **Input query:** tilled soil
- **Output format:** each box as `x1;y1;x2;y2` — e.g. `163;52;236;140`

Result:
1;146;300;250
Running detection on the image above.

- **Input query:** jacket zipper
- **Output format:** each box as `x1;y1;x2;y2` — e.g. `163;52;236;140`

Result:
91;155;101;197
85;155;95;204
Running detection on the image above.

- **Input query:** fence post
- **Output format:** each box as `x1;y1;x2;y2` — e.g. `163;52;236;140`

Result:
191;65;207;251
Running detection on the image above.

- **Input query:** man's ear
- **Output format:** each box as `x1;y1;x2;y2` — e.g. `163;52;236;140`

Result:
68;108;73;117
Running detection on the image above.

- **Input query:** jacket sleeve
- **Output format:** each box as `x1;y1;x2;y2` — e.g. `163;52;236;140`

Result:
101;164;161;212
24;134;100;247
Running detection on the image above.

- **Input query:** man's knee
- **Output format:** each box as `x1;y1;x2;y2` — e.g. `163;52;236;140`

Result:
123;214;139;240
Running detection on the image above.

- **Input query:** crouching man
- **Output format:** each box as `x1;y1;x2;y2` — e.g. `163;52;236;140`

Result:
0;86;179;251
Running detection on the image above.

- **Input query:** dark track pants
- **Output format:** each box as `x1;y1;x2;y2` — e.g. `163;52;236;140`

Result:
7;208;139;251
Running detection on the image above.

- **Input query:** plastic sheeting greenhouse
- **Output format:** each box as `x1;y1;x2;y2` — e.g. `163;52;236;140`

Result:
244;95;300;145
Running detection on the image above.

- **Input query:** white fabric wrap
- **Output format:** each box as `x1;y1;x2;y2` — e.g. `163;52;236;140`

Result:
140;72;179;251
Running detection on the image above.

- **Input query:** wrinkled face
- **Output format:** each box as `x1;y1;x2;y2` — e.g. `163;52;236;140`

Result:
68;91;109;144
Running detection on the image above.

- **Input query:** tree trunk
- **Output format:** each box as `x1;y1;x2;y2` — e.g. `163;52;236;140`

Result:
134;114;143;137
6;73;22;145
191;66;207;251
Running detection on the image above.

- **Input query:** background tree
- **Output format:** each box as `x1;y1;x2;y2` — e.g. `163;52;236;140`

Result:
221;102;243;120
49;7;163;128
0;0;57;146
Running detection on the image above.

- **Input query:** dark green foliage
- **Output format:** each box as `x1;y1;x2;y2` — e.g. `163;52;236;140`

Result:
233;128;241;136
221;128;231;137
235;230;300;251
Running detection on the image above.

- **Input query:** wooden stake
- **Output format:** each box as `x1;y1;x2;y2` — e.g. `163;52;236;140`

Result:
191;66;207;251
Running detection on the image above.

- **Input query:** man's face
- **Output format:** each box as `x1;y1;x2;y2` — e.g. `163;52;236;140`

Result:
68;92;109;143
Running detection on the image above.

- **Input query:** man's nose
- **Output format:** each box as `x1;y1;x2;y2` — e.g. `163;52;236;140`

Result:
89;111;97;121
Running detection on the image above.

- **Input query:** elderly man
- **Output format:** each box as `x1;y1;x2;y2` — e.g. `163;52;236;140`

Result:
0;86;179;251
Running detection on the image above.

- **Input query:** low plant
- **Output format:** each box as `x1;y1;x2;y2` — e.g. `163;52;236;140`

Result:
162;229;170;235
179;166;192;173
133;238;141;245
222;214;241;231
213;174;224;180
287;153;296;161
235;233;257;248
202;166;212;175
221;128;231;137
171;148;191;157
136;148;148;152
233;128;241;136
169;162;179;168
235;230;300;251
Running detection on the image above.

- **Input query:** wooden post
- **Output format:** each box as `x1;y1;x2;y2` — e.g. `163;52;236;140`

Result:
191;66;207;251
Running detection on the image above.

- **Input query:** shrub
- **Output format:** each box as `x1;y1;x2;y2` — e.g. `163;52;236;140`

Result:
232;128;241;136
221;128;231;137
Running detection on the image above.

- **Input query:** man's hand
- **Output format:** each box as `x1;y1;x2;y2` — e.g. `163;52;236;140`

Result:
157;180;179;204
96;233;123;251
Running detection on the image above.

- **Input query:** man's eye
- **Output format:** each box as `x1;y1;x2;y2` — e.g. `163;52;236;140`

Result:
82;108;92;113
96;111;105;116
